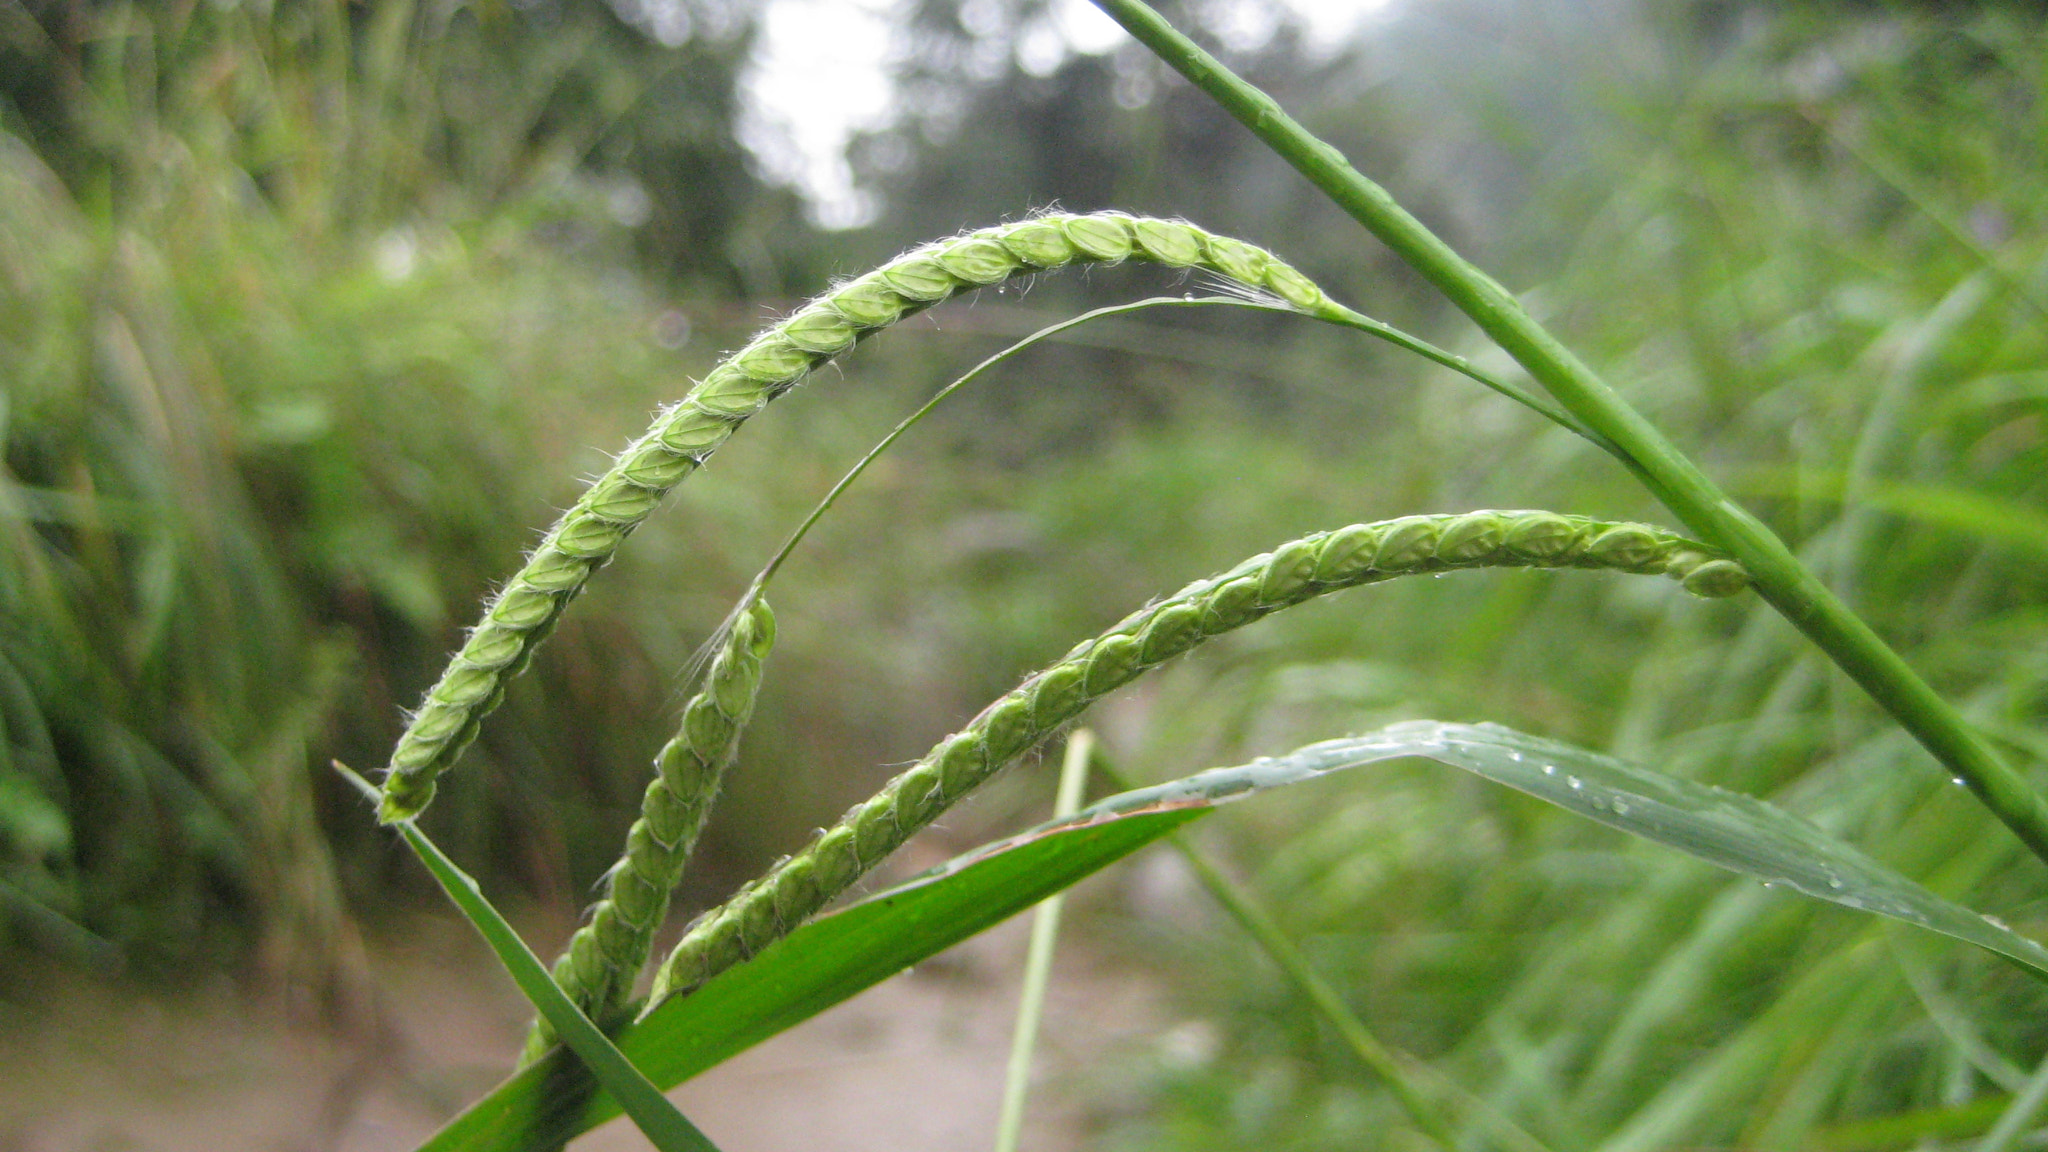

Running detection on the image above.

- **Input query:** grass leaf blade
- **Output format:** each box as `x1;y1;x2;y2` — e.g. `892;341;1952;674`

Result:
415;719;2046;1150
1105;723;2048;981
1089;750;1544;1152
331;763;722;1152
1975;1049;2048;1152
417;796;1208;1150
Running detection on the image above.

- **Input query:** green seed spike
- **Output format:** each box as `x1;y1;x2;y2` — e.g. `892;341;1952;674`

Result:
645;511;1747;1006
377;214;1348;823
518;600;776;1065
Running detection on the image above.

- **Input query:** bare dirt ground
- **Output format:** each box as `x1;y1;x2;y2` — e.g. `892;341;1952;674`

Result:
0;903;1172;1152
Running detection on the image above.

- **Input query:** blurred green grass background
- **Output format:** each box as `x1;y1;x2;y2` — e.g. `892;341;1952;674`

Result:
2;0;2045;1146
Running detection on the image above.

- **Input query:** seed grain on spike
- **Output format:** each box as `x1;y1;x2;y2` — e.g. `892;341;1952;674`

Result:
646;511;1745;1004
378;214;1351;823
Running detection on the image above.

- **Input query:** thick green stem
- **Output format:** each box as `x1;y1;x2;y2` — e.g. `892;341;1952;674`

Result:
1089;0;2048;867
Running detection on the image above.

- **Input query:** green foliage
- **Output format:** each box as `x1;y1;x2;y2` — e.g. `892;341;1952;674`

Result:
420;715;2039;1150
0;0;789;985
6;2;2047;1151
334;762;722;1152
1084;5;2048;1150
418;766;1209;1152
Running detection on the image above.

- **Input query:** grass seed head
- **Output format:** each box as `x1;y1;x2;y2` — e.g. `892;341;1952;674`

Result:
379;215;1344;823
645;512;1747;1006
519;599;777;1064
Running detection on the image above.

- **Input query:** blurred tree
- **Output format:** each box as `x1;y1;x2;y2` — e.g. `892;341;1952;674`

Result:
0;0;808;289
850;0;1456;312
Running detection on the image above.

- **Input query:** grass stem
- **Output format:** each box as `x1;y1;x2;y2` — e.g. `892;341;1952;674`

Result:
1090;755;1550;1152
992;730;1095;1152
743;293;1590;618
1976;1048;2048;1152
1088;0;2048;869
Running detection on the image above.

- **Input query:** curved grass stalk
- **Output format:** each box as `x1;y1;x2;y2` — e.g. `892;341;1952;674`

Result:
699;291;1542;660
1087;0;2048;868
718;297;1271;646
1976;1049;2048;1152
380;212;1578;823
646;510;1747;1004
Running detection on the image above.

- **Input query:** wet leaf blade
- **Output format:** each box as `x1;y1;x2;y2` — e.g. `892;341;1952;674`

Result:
416;800;1208;1151
416;720;2048;1151
1103;721;2048;981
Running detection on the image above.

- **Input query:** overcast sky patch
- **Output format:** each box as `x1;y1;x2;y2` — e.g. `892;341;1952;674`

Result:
739;0;1398;228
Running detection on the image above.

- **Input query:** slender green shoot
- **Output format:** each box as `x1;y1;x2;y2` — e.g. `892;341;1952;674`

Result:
330;762;722;1152
1813;1096;2016;1152
745;298;1262;606
690;290;1588;677
1088;0;2048;869
1976;1049;2048;1152
1310;300;1602;447
992;730;1096;1152
1088;756;1548;1152
1805;109;2048;324
1893;941;2029;1091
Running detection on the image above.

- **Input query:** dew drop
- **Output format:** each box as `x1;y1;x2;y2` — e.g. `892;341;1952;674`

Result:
1567;776;1584;791
1612;800;1630;815
1951;776;1967;786
1541;764;1557;776
1508;751;1524;763
1984;914;2011;931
